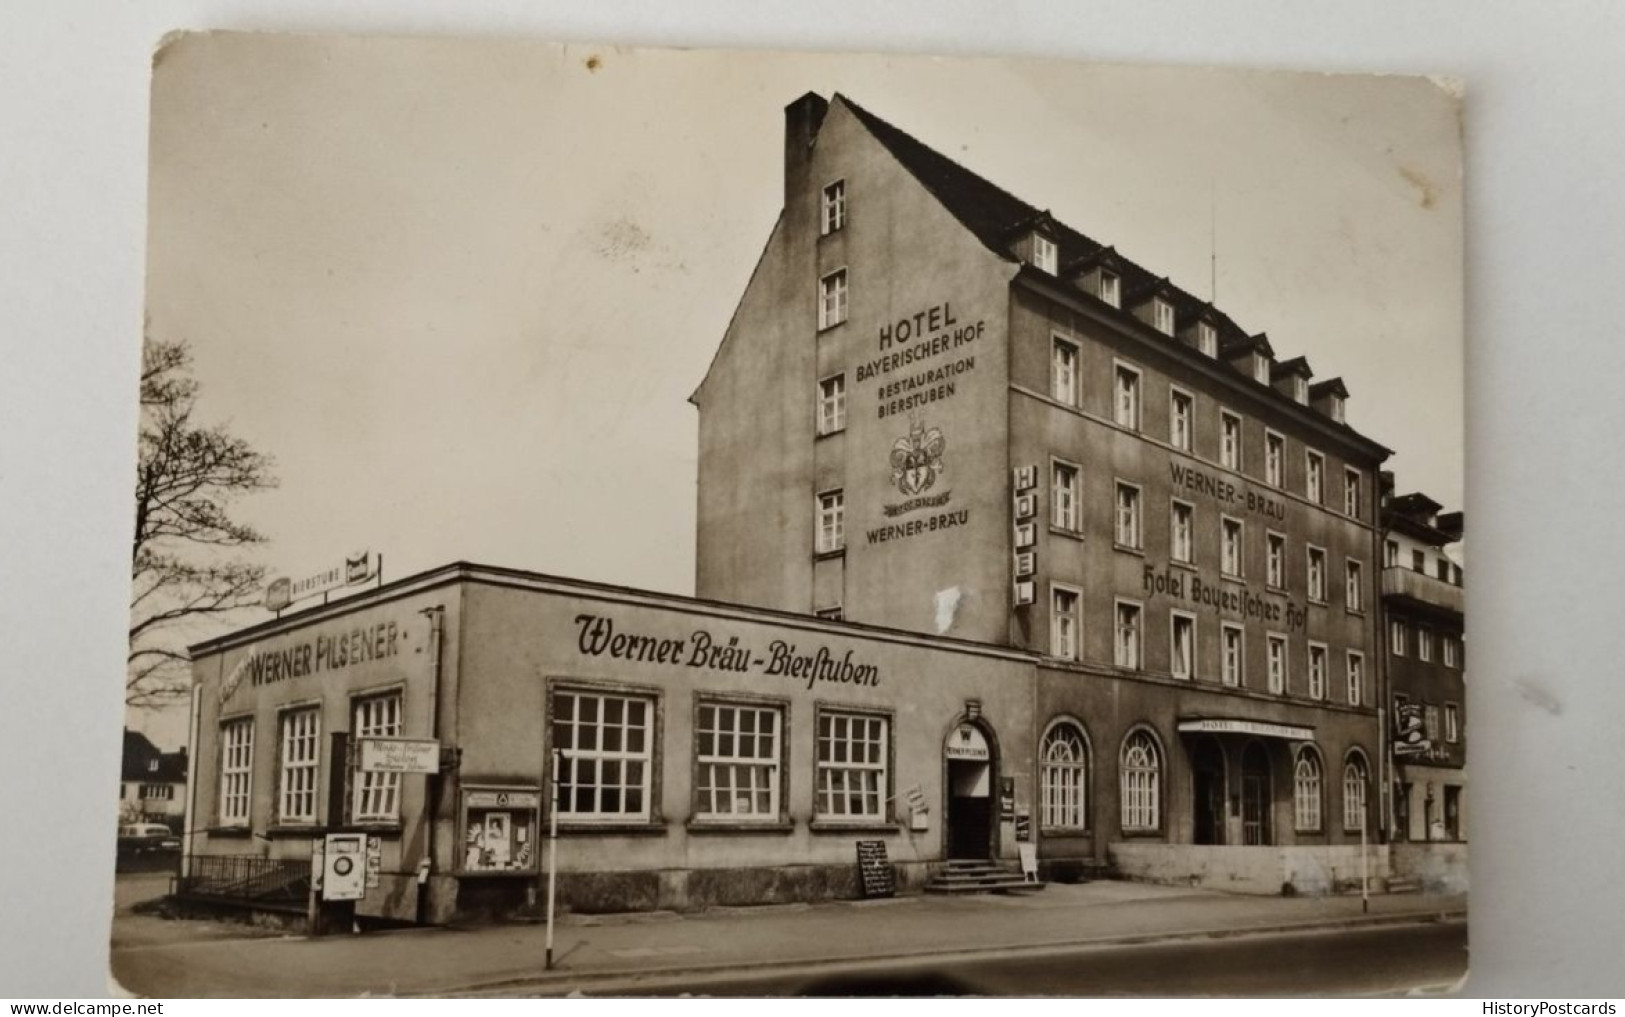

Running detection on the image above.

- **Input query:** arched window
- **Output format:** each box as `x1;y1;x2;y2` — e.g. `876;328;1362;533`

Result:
1293;747;1323;831
1040;720;1088;829
1120;729;1161;831
1343;751;1371;831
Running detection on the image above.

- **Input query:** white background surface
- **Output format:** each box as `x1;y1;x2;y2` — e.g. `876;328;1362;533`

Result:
3;0;1623;998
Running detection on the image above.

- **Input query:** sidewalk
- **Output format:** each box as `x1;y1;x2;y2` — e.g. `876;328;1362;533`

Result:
110;881;1466;998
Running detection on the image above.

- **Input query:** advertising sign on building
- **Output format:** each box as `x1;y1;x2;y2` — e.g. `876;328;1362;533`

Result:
358;737;441;774
266;550;378;611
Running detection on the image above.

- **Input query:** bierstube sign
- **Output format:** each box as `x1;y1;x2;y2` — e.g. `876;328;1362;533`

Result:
358;737;440;774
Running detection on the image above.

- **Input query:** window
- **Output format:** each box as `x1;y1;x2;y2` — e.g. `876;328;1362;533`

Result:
1115;481;1141;549
1197;321;1218;357
1293;748;1323;831
1346;651;1365;706
817;269;847;329
1051;337;1079;405
1445;703;1460;744
1412;549;1426;573
1253;356;1271;385
1220;411;1242;469
1293;376;1309;404
821;180;846;235
141;784;174;801
1418;626;1434;662
817;375;846;435
353;693;402;823
1444;637;1458;668
553;689;654;821
1343;754;1370;831
1266;532;1287;589
1390;618;1407;656
1114;600;1143;669
1114;363;1141;429
1385;539;1399;567
1051;460;1079;531
1443;785;1461;840
1099;270;1120;308
1306;451;1325;504
815;710;888;821
1267;634;1287;694
1120;731;1161;831
696;702;783;821
277;708;320;825
1169;389;1193;450
1424;704;1440;742
1040;721;1088;829
1170;612;1195;680
1330;395;1346;423
1344;468;1361;518
1265;431;1285;487
1221;517;1244;577
1032;233;1057;274
816;490;844;554
1345;559;1364;612
1170;500;1194;564
1307;546;1327;602
1436;557;1451;581
1222;624;1244;687
1152;298;1175;335
1308;643;1328;700
1051;585;1080;660
219;718;253;826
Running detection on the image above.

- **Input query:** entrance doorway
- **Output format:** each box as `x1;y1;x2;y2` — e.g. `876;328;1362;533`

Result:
1191;738;1226;846
944;723;995;859
1240;741;1272;846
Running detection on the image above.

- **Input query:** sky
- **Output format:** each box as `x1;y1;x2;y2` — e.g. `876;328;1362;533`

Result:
136;34;1463;744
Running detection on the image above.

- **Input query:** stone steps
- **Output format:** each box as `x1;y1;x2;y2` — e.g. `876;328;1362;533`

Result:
924;859;1045;895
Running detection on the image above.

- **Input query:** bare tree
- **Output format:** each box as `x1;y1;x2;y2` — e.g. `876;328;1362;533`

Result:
129;339;276;706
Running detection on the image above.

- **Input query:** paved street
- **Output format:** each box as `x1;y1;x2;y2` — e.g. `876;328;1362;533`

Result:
109;873;1467;997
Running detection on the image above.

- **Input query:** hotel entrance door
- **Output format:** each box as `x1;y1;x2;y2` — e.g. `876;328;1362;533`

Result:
944;723;994;859
1241;741;1272;846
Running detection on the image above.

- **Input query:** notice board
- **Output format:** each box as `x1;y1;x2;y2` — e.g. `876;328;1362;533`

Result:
855;840;895;898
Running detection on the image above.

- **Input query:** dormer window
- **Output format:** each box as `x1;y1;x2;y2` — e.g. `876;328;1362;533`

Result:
1031;234;1057;275
1099;271;1120;309
1152;298;1175;336
1293;377;1308;404
1197;321;1218;357
1253;356;1270;385
1330;396;1346;423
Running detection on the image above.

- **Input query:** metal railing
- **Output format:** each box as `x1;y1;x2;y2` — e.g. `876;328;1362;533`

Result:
177;855;309;903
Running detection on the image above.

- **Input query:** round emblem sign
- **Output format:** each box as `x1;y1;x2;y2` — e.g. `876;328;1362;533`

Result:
333;856;354;877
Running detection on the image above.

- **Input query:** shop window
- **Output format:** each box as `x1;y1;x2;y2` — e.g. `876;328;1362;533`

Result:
1169;388;1193;450
1346;559;1364;612
1342;753;1371;832
1119;730;1161;832
1266;532;1286;589
219;717;253;827
1221;516;1244;577
1170;611;1196;680
352;692;402;823
1114;363;1141;430
817;374;846;435
1051;337;1079;406
1039;720;1088;830
820;179;845;235
461;786;541;873
1267;633;1287;694
1052;460;1079;532
1293;747;1323;831
1308;643;1328;700
816;489;845;554
1221;624;1244;687
695;702;783;821
1051;584;1080;660
1346;651;1365;706
1265;431;1285;487
277;708;320;825
1220;411;1242;470
552;690;654;822
815;710;889;822
1114;481;1142;549
817;269;847;330
1307;545;1327;602
1114;600;1142;670
1306;451;1325;504
1170;500;1194;564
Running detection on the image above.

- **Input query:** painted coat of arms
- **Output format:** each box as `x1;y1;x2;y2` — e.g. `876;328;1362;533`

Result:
890;420;946;496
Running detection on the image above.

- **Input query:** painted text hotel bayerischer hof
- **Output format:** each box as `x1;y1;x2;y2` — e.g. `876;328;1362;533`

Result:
182;93;1466;923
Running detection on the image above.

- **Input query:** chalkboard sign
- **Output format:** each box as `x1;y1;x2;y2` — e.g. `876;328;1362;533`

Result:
1014;813;1032;842
855;840;895;898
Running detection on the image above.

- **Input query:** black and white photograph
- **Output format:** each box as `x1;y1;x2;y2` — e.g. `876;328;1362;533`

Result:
105;32;1473;997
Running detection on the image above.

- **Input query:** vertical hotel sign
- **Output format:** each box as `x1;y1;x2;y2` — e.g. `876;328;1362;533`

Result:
266;550;378;611
1012;465;1037;605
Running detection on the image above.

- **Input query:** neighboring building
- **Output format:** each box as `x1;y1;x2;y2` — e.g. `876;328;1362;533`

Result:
120;729;187;828
1379;479;1466;889
694;94;1393;887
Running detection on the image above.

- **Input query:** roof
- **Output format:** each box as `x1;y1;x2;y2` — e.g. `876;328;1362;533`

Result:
122;730;187;783
1272;356;1314;380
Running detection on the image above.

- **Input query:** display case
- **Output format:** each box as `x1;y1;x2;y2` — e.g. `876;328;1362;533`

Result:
458;785;542;875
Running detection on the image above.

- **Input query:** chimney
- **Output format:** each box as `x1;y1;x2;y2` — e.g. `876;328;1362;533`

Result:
784;92;829;206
